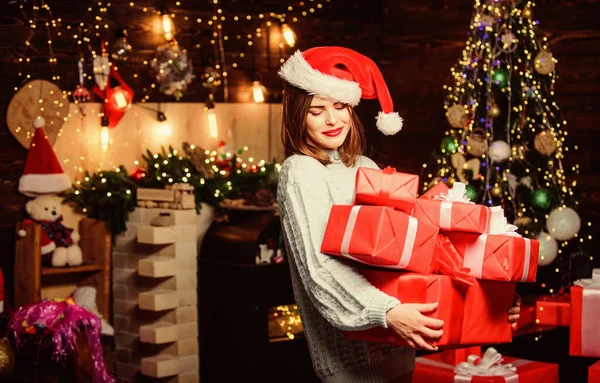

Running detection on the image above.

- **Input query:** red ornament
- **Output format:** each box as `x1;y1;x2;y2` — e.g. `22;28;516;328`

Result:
129;167;145;182
92;66;133;128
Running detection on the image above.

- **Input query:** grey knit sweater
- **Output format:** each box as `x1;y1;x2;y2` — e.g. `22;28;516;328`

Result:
278;151;415;383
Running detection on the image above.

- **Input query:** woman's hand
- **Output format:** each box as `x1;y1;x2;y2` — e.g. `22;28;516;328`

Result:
385;302;444;351
508;293;521;326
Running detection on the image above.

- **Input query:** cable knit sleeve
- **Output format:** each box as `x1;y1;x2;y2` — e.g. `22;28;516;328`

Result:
278;156;400;331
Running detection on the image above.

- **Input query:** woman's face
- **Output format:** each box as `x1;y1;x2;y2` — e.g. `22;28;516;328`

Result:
305;96;351;151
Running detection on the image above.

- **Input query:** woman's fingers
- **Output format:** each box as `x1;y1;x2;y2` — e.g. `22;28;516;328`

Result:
508;314;520;323
422;316;444;329
412;334;437;351
414;302;439;313
419;326;443;340
508;306;520;315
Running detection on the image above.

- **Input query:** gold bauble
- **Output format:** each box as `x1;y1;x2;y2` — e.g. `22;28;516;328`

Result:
491;185;503;197
0;338;16;377
523;7;532;18
490;104;501;118
447;175;456;187
534;130;557;156
534;50;555;75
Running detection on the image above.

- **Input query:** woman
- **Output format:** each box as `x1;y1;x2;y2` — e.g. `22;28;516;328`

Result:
277;46;520;383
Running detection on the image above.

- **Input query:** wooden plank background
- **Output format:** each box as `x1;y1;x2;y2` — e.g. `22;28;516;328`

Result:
0;0;598;307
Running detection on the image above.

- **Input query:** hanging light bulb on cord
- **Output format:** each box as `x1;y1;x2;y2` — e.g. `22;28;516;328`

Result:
252;81;267;103
281;21;296;48
205;94;218;139
100;115;110;152
157;110;172;136
161;7;175;41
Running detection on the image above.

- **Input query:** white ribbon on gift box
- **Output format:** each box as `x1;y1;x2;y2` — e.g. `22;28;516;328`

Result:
416;347;531;382
340;205;418;269
574;268;600;356
462;207;531;281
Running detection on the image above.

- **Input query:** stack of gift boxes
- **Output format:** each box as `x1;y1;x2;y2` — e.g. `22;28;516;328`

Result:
320;166;564;382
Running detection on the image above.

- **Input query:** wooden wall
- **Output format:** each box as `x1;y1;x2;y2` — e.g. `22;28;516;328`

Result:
1;0;599;306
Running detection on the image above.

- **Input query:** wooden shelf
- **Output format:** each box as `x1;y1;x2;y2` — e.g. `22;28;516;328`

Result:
41;262;105;275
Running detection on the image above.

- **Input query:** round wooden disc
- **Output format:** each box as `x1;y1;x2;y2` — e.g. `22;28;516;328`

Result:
6;79;70;148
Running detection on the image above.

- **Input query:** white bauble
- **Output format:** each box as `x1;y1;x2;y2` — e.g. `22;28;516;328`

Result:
546;207;581;241
489;140;511;163
537;231;558;266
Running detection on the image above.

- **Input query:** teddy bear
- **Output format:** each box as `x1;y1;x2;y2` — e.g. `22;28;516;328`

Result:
18;194;83;267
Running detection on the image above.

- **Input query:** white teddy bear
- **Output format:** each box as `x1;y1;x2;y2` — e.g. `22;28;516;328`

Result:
19;195;83;267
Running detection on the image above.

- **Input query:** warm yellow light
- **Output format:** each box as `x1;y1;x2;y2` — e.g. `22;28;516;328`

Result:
112;89;128;109
252;80;266;103
281;23;296;47
207;108;218;138
161;122;172;136
162;14;175;40
100;126;110;152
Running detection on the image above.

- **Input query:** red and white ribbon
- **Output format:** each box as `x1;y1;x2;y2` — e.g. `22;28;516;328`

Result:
433;182;474;230
416;347;530;382
340;206;418;269
574;269;600;356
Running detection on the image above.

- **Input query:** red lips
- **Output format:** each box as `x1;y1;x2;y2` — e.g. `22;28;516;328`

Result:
322;127;343;137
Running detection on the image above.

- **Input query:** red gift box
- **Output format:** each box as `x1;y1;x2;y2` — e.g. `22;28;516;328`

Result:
434;346;482;366
460;279;514;345
570;272;600;357
414;198;489;233
413;348;559;383
321;205;438;273
344;270;466;347
535;294;570;326
589;361;600;383
421;182;450;199
354;166;419;214
512;304;535;331
444;231;539;282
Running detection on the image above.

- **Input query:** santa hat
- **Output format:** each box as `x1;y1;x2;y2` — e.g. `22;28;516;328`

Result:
278;46;403;135
18;117;71;197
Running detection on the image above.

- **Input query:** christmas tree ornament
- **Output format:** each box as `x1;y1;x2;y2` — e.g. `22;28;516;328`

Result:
492;68;508;87
110;28;133;62
534;50;555;75
92;43;110;91
201;65;222;92
465;184;478;201
489;103;501;118
478;14;496;27
447;175;456;187
499;28;517;53
151;42;195;100
451;153;481;183
523;6;533;18
441;136;459;154
489;140;511;163
446;104;468;128
7;80;69;149
531;187;552;210
537;231;558;266
466;129;488;157
129;167;145;182
92;67;133;128
491;184;503;197
73;61;91;106
513;216;532;228
534;129;558;156
0;338;16;377
547;207;581;241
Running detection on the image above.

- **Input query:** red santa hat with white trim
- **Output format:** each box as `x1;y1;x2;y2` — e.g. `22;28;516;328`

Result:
18;116;71;197
278;46;403;135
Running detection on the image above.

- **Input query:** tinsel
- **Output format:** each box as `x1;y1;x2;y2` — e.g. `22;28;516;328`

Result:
8;297;115;383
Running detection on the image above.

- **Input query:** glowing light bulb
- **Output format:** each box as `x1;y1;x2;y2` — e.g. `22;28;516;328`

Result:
100;127;110;152
252;81;266;103
207;108;218;138
162;13;175;41
112;89;128;109
281;23;296;47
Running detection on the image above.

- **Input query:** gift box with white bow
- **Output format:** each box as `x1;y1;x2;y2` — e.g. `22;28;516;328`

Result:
353;166;419;214
413;347;558;383
570;269;600;357
413;182;491;234
443;213;539;282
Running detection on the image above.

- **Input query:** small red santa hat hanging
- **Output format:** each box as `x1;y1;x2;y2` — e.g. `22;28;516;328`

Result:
18;116;71;197
278;46;403;135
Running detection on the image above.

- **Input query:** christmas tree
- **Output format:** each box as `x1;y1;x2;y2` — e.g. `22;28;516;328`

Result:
422;0;591;294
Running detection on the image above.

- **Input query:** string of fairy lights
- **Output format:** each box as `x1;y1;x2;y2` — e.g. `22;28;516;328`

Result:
422;0;592;296
10;0;331;188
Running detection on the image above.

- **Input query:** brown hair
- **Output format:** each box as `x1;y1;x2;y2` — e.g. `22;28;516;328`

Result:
281;84;365;167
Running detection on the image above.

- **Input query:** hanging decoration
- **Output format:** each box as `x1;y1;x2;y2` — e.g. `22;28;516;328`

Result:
537;231;558;266
441;136;459;154
201;64;223;92
488;140;511;163
446;104;469;128
466;129;488;157
110;28;133;62
92;67;134;128
531;187;552;210
534;129;558;156
92;44;110;91
6;80;70;149
546;207;581;241
534;50;555;75
451;153;481;183
151;42;195;101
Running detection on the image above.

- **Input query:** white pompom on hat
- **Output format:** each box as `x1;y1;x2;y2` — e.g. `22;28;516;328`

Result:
278;46;403;135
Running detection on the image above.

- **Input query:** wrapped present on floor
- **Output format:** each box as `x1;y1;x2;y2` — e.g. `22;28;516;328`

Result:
354;166;419;214
535;294;570;326
512;304;535;331
444;226;539;282
413;347;559;383
433;346;482;366
321;205;438;273
570;269;600;357
344;269;514;348
589;360;600;383
413;182;492;233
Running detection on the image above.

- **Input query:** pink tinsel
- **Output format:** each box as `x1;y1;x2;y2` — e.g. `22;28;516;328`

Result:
8;298;116;383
